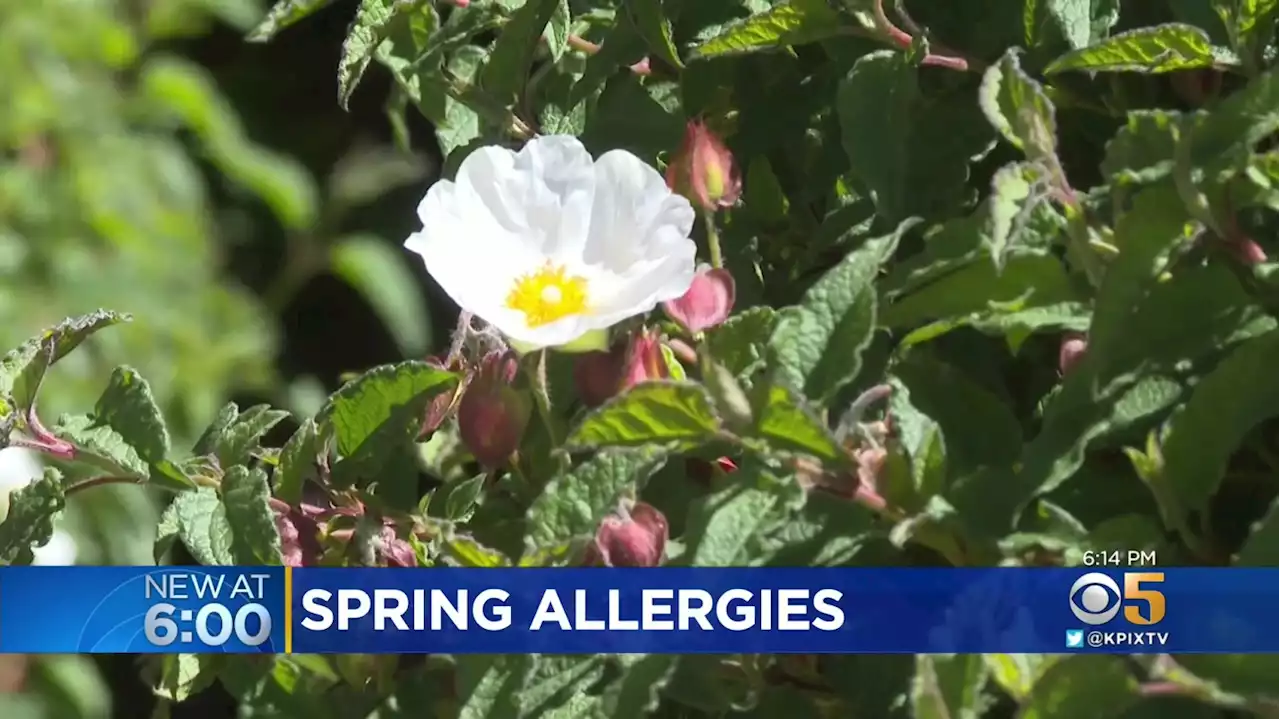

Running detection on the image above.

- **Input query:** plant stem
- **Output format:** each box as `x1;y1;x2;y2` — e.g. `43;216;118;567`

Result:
65;475;144;497
703;211;724;269
529;350;560;448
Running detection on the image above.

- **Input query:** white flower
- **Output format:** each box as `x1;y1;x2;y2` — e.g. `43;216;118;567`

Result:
0;446;77;566
405;136;698;351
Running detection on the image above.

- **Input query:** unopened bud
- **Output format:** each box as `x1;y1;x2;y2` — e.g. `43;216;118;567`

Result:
1058;334;1088;376
663;265;735;334
378;524;417;567
1228;236;1268;265
572;343;627;408
621;328;669;390
666;121;741;211
457;351;529;468
685;456;739;484
274;504;322;567
583;501;668;567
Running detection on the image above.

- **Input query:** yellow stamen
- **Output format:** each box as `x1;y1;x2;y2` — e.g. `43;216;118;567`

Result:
505;262;589;327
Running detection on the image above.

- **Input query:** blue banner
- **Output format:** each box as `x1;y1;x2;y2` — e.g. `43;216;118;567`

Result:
1;566;1275;653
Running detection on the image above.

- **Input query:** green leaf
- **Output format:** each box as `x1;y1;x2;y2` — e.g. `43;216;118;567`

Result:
0;310;130;413
320;360;457;486
516;655;607;716
882;251;1074;329
193;402;240;456
1161;330;1278;513
481;0;561;104
893;355;1022;473
443;473;487;520
979;50;1058;162
171;487;237;566
703;307;779;378
274;418;319;504
983;163;1058;273
216;405;290;469
748;383;845;464
884;380;948;509
338;0;411;109
155;654;224;702
444;535;513;567
331;234;433;356
690;0;844;59
222;466;283;565
93;366;170;465
52;414;150;480
602;655;678;719
1189;69;1278;168
770;224;907;403
1020;655;1139;719
0;468;66;565
1237;500;1277;566
541;0;571;62
524;446;669;553
248;0;337;42
1013;186;1274;519
682;481;784;566
1101;110;1182;186
1045;23;1216;74
1041;0;1121;50
836;51;918;224
455;654;533;719
911;654;990;719
1215;0;1278;67
624;0;684;69
565;381;721;450
436;47;490;157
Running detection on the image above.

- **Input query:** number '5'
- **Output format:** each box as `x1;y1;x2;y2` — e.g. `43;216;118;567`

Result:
1124;572;1166;624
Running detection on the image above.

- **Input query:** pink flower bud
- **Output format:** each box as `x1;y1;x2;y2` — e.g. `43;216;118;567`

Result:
378;524;417;567
663;265;735;334
573;343;627;408
274;505;322;567
666;121;740;211
1228;236;1268;265
457;351;529;468
1058;334;1088;376
621;328;670;390
583;502;668;567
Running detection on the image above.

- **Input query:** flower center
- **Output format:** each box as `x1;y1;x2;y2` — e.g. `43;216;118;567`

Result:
506;262;589;327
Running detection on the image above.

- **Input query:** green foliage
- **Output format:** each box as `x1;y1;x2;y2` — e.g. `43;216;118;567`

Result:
1;0;1277;717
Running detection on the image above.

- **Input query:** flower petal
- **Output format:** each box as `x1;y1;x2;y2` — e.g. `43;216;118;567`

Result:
585;150;696;273
455;136;597;259
406;179;540;322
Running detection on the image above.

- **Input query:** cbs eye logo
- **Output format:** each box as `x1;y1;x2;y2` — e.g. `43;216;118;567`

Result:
1069;572;1166;625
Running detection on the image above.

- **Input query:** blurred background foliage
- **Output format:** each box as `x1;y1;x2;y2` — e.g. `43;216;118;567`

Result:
1;0;445;714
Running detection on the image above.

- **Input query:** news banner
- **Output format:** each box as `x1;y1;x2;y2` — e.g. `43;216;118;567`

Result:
0;564;1275;654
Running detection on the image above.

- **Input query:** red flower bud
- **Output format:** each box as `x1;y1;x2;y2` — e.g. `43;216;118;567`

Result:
583;502;668;567
621;328;669;390
685;456;738;484
573;343;628;408
457;351;529;468
1058;334;1088;376
663;265;735;334
666;121;741;211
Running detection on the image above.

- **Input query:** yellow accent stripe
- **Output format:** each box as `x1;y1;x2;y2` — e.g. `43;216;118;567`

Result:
284;566;293;654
